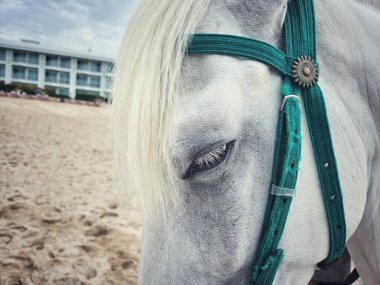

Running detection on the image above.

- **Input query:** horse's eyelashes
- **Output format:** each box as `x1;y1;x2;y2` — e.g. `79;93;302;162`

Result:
194;146;226;168
185;141;234;178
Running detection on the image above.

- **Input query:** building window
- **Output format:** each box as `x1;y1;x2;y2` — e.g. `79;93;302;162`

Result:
45;85;69;97
28;52;39;64
77;59;89;71
46;55;59;67
76;73;100;88
59;72;70;84
77;59;101;72
0;48;5;61
89;75;100;87
27;68;38;81
45;70;57;83
13;51;27;63
90;61;101;72
105;76;113;89
46;70;70;85
0;64;5;77
13;66;26;79
12;66;38;81
106;62;113;73
46;55;70;69
57;87;69;96
13;51;38;65
76;74;87;86
60;57;71;68
76;89;99;101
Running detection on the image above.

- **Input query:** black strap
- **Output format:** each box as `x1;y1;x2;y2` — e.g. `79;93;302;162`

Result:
318;269;359;285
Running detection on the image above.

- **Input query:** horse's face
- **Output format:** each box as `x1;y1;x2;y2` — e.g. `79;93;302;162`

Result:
140;53;328;285
138;1;331;284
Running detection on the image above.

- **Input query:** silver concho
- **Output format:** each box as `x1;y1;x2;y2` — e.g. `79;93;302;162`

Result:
292;55;318;88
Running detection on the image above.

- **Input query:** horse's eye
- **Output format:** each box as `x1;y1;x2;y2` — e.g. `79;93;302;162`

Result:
185;141;234;178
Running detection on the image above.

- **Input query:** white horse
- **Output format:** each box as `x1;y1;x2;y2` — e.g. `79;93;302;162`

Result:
112;0;380;284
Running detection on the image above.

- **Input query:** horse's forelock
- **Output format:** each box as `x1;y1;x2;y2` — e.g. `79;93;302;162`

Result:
112;0;212;215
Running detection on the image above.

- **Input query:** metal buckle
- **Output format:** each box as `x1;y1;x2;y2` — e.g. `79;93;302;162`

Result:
280;94;300;111
271;184;296;197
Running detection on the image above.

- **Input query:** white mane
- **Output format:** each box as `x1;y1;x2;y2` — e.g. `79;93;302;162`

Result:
112;0;211;212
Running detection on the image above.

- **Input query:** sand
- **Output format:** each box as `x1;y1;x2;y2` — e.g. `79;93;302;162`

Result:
0;97;141;285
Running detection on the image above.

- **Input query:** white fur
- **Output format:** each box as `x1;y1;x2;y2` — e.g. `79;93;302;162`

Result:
357;0;380;10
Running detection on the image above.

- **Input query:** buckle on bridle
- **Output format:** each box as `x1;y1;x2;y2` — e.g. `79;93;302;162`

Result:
271;184;297;197
280;94;300;111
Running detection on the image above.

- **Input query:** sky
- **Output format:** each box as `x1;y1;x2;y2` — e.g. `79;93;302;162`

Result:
0;0;138;59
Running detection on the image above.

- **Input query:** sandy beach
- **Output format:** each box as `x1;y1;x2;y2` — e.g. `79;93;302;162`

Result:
0;97;141;284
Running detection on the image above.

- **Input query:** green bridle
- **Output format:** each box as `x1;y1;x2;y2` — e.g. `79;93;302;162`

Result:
187;0;346;284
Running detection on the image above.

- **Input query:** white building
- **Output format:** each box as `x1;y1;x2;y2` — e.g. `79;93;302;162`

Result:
0;39;114;100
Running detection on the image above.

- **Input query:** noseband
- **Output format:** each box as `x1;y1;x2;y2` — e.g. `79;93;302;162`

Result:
187;0;347;284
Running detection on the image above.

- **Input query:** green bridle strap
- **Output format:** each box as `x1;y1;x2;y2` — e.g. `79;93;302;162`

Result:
188;34;296;76
186;0;346;284
284;0;346;267
304;85;347;266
